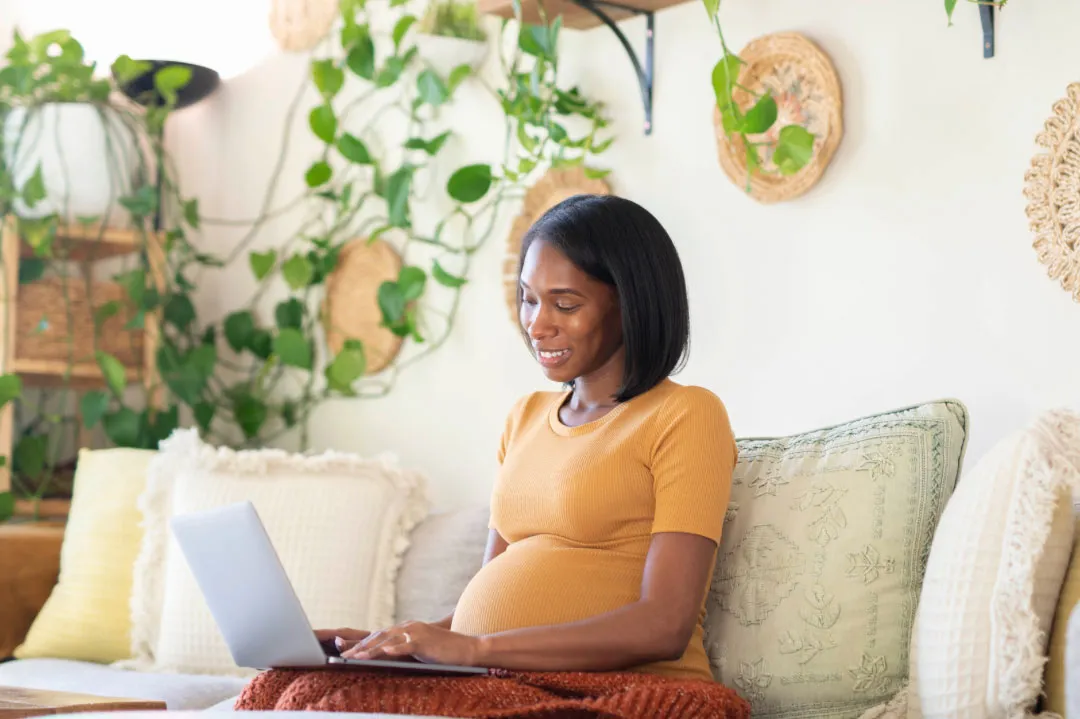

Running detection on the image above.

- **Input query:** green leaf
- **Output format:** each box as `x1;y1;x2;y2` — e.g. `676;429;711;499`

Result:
95;351;127;398
21;164;45;208
115;268;146;306
156;345;214;405
417;69;448;106
0;374;22;409
326;345;366;394
305;161;333;187
273;328;313;370
182;198;200;229
250;330;273;360
0;492;13;523
275;298;305;330
447;164;493;203
312;59;344;97
702;0;720;18
519;25;549;58
404;131;451;156
711;54;744;110
945;0;958;23
583;166;611;180
103;408;141;447
742;93;778;134
154;65;192;106
93;300;121;329
745;143;761;175
224;311;255;352
193;402;216;432
125;311;146;331
164;294;196;331
337;133;372;164
14;435;47;479
233;393;267;440
448;64;471;93
346;30;376;80
386;165;414;228
18;259;46;284
377;282;407;325
112;54;153;86
80;390;110;429
249;250;276;280
282;254;315;290
119;185;158;218
398;266;426;301
392;15;417;49
309;104;337;144
773;124;815;176
376;56;406;88
432;259;467;288
148;405;179;444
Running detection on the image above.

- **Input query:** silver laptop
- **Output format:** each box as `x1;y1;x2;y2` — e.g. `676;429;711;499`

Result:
169;500;488;675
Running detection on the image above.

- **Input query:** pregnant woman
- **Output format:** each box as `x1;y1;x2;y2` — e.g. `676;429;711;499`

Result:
320;194;738;683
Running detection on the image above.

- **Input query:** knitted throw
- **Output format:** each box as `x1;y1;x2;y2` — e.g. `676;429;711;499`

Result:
234;667;751;718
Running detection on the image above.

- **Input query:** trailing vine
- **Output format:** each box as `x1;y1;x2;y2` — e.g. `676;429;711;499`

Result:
0;1;612;519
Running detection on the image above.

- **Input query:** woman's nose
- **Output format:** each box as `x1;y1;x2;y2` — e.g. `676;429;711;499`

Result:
525;305;555;340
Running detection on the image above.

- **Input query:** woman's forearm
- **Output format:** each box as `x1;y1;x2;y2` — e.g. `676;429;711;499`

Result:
474;600;682;671
433;613;453;630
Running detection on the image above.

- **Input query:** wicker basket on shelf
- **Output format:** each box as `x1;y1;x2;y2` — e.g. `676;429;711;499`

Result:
16;277;143;367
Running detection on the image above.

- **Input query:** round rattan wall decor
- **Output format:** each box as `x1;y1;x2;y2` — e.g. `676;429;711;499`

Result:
713;32;843;204
322;238;404;374
1024;82;1080;303
501;167;611;322
269;0;339;52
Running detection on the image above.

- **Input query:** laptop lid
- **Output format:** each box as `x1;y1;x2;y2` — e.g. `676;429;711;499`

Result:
169;501;327;670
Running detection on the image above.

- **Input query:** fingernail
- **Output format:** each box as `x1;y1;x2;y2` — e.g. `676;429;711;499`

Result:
334;637;344;648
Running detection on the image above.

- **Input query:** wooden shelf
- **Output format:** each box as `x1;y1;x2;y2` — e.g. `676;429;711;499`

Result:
9;358;139;390
478;0;686;29
19;223;159;263
13;498;71;519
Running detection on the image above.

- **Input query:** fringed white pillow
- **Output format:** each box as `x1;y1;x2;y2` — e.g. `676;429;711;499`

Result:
115;429;429;677
863;409;1080;719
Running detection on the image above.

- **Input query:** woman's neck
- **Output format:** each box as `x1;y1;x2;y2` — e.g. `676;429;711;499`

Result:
568;352;625;409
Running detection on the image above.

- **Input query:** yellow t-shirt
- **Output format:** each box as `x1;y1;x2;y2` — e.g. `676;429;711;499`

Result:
451;379;737;681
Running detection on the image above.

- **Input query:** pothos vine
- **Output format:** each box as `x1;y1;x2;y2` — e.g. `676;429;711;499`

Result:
0;0;612;518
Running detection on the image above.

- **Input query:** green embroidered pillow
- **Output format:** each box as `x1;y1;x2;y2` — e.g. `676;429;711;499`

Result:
703;400;969;718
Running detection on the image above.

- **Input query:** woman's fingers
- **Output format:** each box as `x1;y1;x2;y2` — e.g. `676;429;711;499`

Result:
315;627;369;642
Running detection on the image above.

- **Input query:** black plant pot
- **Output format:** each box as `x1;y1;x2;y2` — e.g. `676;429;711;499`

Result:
115;60;220;109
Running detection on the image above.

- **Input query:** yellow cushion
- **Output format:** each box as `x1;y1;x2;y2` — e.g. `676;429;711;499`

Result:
15;448;154;663
1044;513;1080;714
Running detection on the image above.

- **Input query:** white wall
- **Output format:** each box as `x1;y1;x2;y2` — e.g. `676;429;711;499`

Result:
3;0;1080;510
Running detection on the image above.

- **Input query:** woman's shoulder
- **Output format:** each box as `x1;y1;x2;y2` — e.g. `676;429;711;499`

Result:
651;379;730;417
503;389;563;428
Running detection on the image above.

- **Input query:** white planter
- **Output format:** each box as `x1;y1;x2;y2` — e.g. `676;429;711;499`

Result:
3;103;139;226
415;33;488;72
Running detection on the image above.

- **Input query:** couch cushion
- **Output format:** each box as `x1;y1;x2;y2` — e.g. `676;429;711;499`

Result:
0;658;246;710
703;399;968;719
395;505;489;624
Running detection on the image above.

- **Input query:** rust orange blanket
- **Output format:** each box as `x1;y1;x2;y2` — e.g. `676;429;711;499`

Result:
234;667;750;719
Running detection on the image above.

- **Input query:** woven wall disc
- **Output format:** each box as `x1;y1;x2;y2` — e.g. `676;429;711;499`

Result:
502;167;611;322
714;32;843;204
323;238;403;374
269;0;339;52
1023;82;1080;303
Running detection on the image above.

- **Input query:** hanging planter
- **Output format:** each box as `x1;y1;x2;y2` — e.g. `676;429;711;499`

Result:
3;103;138;226
416;0;489;70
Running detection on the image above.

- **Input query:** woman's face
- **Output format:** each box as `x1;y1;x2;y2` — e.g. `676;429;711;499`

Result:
518;239;623;385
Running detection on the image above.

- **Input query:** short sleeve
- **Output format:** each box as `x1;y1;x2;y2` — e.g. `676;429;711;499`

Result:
497;394;531;465
650;387;737;542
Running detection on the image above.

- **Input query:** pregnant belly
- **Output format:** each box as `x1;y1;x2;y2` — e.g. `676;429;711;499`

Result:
450;537;646;636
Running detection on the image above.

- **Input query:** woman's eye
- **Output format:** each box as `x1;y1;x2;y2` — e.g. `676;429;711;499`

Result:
522;296;538;306
556;303;580;312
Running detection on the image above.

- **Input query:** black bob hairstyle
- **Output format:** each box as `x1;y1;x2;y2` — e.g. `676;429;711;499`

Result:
516;194;690;402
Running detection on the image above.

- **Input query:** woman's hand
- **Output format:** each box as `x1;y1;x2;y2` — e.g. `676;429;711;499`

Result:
338;620;485;667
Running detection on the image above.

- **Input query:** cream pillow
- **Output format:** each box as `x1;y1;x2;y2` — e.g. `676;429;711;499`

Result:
15;448;155;663
703;400;969;718
903;409;1080;719
1043;513;1080;715
117;429;429;677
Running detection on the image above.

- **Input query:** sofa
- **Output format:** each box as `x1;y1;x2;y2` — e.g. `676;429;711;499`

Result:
1;400;1079;719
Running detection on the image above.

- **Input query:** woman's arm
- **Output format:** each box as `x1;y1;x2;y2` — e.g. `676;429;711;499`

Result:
344;531;716;671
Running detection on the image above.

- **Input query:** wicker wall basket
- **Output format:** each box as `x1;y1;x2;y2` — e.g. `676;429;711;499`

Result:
322;238;404;375
1023;82;1080;303
269;0;339;52
502;167;611;323
17;278;143;367
713;32;843;204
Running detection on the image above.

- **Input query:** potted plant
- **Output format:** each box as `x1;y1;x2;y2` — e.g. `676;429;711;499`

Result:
416;0;489;71
0;30;139;226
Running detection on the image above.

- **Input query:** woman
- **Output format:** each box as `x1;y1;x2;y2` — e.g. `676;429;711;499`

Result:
319;194;737;683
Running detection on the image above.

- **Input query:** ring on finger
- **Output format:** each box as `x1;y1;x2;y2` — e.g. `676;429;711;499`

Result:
402;632;412;644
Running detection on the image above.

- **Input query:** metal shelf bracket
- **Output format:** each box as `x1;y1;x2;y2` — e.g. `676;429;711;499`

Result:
980;2;995;58
568;0;655;134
